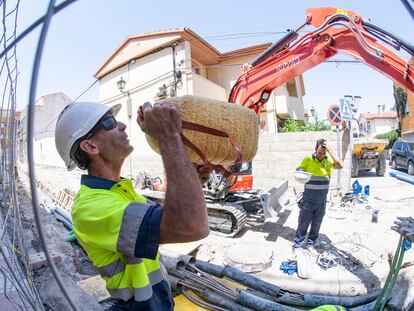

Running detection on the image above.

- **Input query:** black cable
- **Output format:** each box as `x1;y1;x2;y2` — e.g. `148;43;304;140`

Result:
362;19;414;55
27;0;79;310
205;31;288;39
99;70;172;104
71;78;99;103
401;0;414;20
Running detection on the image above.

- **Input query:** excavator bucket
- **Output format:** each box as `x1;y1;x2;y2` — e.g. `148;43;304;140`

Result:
260;179;288;218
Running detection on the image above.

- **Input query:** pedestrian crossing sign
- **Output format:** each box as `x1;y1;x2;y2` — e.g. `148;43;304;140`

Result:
340;98;353;121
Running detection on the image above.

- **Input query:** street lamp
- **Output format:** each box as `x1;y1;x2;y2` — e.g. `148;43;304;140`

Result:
117;77;133;178
117;77;132;118
117;77;126;92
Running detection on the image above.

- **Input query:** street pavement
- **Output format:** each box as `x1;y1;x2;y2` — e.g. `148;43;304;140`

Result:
352;163;413;202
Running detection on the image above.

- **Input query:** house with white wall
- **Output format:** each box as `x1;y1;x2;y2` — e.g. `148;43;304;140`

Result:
20;92;72;167
95;28;306;177
358;110;398;138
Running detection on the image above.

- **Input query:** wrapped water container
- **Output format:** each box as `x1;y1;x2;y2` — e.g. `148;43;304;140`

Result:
145;96;259;170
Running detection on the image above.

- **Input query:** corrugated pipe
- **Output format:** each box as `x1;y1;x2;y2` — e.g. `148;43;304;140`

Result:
196;259;380;309
51;210;72;230
195;260;281;297
160;248;195;265
303;290;380;308
236;289;300;311
389;171;414;185
196;288;254;311
54;206;72;222
162;256;186;274
349;300;377;311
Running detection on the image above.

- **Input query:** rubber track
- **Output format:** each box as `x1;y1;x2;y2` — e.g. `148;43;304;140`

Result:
207;203;247;237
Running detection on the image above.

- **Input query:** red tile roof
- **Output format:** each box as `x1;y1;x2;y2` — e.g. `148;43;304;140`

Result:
95;27;272;79
359;111;397;119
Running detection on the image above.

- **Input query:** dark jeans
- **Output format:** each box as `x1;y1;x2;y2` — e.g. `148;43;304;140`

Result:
293;201;326;248
108;281;174;311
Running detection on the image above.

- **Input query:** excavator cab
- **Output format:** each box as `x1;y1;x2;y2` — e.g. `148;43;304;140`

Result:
203;162;253;198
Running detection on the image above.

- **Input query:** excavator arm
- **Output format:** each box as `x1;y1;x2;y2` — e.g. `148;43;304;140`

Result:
229;7;414;114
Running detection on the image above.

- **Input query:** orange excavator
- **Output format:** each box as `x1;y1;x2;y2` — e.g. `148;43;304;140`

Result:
204;7;414;237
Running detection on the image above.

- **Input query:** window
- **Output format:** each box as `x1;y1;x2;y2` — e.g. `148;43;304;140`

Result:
408;143;414;152
392;141;401;151
366;121;371;136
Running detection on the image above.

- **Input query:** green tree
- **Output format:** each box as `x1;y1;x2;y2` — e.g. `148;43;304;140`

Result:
279;119;330;132
393;84;407;135
375;129;399;148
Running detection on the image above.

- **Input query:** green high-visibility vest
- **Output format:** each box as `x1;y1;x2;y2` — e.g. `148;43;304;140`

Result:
297;155;334;208
72;178;164;301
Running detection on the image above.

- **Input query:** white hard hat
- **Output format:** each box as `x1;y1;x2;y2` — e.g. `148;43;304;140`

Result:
55;102;121;170
294;171;312;184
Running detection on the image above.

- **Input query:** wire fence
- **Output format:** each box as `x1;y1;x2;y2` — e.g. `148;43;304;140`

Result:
0;0;79;310
0;0;45;309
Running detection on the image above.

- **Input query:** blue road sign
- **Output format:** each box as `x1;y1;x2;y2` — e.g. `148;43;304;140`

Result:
340;98;353;121
327;104;343;126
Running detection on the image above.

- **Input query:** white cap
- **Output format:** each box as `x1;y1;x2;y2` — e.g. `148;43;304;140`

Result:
55;102;121;170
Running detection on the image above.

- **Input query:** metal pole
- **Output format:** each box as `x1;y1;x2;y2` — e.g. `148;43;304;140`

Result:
127;96;133;179
348;120;353;189
171;42;178;96
336;125;341;189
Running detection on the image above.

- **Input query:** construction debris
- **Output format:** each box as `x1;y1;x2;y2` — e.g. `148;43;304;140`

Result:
28;251;62;270
316;251;340;270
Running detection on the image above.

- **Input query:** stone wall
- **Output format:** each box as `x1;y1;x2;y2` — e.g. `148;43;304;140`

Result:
252;130;352;195
125;129;352;196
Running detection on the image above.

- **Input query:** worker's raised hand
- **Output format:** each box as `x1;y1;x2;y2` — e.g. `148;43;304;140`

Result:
137;101;182;138
322;141;333;153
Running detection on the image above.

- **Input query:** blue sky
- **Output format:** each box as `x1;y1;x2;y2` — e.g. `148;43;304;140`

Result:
15;0;413;119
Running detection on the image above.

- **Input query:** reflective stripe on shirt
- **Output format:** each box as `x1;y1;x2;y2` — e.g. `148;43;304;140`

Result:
107;268;164;302
117;202;152;257
305;183;330;190
97;258;125;278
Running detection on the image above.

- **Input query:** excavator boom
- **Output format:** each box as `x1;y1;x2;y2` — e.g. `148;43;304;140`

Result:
229;7;414;113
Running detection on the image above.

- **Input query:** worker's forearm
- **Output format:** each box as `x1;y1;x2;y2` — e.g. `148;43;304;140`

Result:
157;133;209;242
327;149;343;168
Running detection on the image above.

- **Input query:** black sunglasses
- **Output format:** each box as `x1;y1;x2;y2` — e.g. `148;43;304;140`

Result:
85;115;118;139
